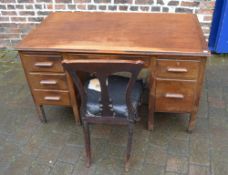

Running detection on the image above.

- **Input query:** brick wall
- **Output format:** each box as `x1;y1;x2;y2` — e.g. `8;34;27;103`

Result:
0;0;215;49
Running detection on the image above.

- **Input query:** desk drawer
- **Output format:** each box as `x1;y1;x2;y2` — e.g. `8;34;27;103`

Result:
157;59;200;79
155;79;196;112
64;54;151;66
33;90;71;106
28;73;68;90
21;53;64;73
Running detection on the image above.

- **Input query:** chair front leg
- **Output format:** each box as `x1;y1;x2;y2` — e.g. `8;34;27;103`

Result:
83;121;91;167
125;122;134;172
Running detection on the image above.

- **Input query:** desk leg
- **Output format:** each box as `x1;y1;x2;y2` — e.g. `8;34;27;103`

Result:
148;95;154;130
188;111;196;132
148;64;156;131
66;72;81;124
35;104;47;123
188;59;206;133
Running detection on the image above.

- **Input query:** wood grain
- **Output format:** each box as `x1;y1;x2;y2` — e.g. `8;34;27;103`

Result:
16;12;209;57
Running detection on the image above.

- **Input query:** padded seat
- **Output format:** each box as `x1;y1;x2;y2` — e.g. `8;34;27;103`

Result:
85;75;143;118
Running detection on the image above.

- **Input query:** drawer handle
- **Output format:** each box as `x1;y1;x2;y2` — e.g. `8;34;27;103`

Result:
34;62;53;67
40;80;57;85
167;67;188;73
165;93;184;99
44;96;61;101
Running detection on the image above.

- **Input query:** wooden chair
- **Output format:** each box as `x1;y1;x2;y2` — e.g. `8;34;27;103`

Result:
62;59;144;171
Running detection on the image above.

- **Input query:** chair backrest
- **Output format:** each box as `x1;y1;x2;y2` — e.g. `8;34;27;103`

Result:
62;59;144;121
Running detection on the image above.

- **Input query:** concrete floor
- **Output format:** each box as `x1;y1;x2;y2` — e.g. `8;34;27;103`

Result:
0;50;227;175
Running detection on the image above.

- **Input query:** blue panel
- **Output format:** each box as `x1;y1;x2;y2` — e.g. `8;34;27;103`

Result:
208;0;224;52
209;0;228;53
216;1;228;53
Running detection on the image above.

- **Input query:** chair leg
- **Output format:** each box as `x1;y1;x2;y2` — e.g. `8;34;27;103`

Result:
125;123;134;172
83;121;91;167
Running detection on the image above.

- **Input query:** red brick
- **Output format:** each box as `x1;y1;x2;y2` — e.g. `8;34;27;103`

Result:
68;4;76;10
114;0;132;4
18;0;34;2
11;39;21;46
55;4;66;9
0;5;6;9
151;6;160;11
175;7;193;13
55;0;72;2
74;0;91;3
198;9;213;15
108;5;117;10
162;7;169;12
47;4;54;9
15;5;24;9
17;23;37;33
36;0;52;2
0;23;18;28
0;34;19;39
88;5;96;10
37;11;50;16
77;4;86;10
94;0;111;3
140;6;150;11
99;5;106;10
1;27;20;33
0;0;16;2
11;17;27;22
19;11;35;16
0;17;10;22
2;11;17;16
130;6;138;11
7;5;16;9
157;0;164;5
168;1;179;6
181;1;200;7
135;0;153;5
200;1;215;9
119;5;128;11
25;5;33;9
28;17;44;22
203;16;212;21
0;40;12;48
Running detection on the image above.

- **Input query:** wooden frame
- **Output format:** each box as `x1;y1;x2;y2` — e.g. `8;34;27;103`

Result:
62;59;144;171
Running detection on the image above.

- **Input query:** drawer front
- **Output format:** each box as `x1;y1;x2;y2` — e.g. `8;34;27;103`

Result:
21;53;64;73
33;90;71;106
28;73;68;90
155;80;196;112
157;59;200;79
64;54;151;67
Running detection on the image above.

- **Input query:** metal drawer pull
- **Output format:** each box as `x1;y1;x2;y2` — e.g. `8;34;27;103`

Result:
44;96;61;101
34;62;53;67
167;67;188;73
40;80;57;85
165;93;184;99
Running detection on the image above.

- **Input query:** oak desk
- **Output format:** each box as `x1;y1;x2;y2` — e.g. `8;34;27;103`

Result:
16;12;209;131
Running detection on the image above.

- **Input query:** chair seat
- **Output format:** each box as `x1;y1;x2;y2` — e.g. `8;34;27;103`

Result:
85;75;143;118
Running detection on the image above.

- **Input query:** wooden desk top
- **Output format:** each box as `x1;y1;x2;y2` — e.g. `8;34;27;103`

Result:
16;12;209;56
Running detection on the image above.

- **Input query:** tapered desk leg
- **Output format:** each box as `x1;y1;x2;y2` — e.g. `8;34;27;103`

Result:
148;62;156;131
188;111;197;132
148;95;154;131
35;104;47;123
72;103;80;124
66;72;81;124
